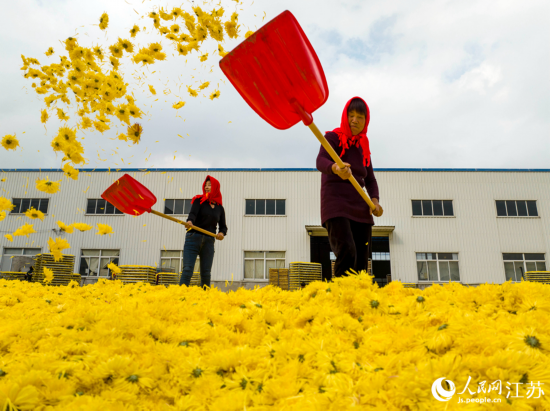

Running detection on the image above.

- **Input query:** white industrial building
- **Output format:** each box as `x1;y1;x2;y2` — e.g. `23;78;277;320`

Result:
0;168;548;289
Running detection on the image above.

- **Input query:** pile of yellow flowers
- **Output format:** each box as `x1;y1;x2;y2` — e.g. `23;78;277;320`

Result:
0;272;549;410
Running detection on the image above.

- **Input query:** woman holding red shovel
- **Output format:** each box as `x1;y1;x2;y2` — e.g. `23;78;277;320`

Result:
316;97;382;281
180;176;228;288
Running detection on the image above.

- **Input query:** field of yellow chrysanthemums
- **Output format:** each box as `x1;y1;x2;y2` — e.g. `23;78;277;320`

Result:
0;272;549;410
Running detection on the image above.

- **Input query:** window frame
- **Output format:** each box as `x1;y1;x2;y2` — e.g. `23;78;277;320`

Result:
243;251;286;281
244;199;287;216
1;248;42;272
503;253;546;282
9;198;50;215
79;249;120;277
495;200;539;218
411;200;455;217
160;250;200;273
416;252;460;282
163;199;193;215
85;199;124;216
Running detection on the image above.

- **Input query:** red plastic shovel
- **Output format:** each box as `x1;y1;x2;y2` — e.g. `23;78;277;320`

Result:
220;10;382;216
101;174;218;239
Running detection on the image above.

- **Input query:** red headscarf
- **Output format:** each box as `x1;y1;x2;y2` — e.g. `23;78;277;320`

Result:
327;97;371;167
191;175;223;206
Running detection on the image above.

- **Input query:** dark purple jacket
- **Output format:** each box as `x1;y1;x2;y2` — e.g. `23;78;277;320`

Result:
316;131;380;226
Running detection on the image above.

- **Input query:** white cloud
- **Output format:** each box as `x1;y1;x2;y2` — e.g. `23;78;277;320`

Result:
0;0;548;170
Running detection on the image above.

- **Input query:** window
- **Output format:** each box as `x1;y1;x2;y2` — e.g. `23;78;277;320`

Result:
412;200;453;216
10;198;49;214
496;201;538;217
86;199;123;215
1;248;41;271
79;250;119;277
372;252;390;261
244;251;285;280
245;200;286;215
416;253;460;282
160;250;199;273
164;199;193;215
503;253;546;281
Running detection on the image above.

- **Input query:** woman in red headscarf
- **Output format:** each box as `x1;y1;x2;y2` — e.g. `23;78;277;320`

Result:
180;175;228;288
316;97;382;281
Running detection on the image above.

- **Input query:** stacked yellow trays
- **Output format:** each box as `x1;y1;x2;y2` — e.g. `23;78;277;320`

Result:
156;272;181;286
190;272;201;286
0;272;27;281
33;254;79;286
118;265;156;285
269;268;289;290
524;271;550;284
289;262;322;291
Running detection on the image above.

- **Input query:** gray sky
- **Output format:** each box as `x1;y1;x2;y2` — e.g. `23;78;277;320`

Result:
1;0;548;170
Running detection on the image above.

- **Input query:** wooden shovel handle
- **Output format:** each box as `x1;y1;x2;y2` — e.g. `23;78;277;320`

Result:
308;122;383;217
150;210;218;239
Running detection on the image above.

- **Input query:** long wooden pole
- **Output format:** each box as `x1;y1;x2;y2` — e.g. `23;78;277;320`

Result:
308;122;383;216
150;210;218;239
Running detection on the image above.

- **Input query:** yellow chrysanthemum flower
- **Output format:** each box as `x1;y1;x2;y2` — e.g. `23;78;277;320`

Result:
245;30;255;38
1;134;20;151
170;24;180;33
96;223;114;236
99;12;109;30
80;116;92;129
0;197;15;212
127;123;143;145
109;56;120;69
130;24;140;37
4;234;13;242
199;53;208;62
198;81;210;90
13;223;36;238
36;177;61;194
187;86;198;97
217;44;228;57
108;262;122;274
62;163;79;180
0;211;5;222
40;109;49;124
48;237;71;261
148;85;157;95
118;38;134;53
24;207;45;221
209;90;220;100
45;47;55;56
57;221;74;234
43;267;54;284
56;108;70;121
72;222;92;232
177;44;189;56
172;101;185;109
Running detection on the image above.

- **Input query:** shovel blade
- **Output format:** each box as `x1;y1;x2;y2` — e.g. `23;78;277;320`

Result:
220;10;329;130
101;174;157;216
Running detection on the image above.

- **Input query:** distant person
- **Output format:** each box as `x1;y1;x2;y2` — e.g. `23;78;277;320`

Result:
180;176;227;288
25;265;34;282
316;97;383;281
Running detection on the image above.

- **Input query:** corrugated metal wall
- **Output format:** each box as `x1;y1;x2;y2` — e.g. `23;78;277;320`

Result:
1;170;548;285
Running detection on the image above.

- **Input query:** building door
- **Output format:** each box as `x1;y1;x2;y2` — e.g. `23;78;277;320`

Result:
310;236;332;282
372;237;391;287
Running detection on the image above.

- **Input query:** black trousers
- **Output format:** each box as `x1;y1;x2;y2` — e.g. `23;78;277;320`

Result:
324;217;372;280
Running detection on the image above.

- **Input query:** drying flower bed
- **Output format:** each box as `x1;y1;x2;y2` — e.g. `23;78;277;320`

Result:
0;273;548;410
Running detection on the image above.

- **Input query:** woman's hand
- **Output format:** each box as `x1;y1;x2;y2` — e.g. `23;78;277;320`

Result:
332;162;352;180
216;233;224;241
185;221;194;229
369;198;383;217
